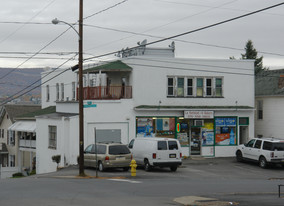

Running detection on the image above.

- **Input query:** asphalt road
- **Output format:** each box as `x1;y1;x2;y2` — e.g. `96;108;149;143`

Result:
1;157;284;206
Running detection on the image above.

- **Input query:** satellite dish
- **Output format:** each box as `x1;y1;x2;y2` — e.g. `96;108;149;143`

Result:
140;39;147;46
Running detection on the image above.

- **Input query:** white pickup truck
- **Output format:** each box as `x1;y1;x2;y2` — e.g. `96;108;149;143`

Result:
236;138;284;168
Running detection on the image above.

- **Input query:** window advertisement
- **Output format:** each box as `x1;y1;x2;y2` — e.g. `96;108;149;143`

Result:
177;119;189;146
215;117;237;145
201;121;214;146
136;117;175;138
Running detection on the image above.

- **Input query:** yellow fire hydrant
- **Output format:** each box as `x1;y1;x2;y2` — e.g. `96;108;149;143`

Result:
130;159;137;177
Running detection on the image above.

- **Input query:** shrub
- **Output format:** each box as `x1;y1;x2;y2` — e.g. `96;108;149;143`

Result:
12;172;24;178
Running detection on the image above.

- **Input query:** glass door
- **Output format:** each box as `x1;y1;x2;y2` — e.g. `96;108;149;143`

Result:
190;127;201;155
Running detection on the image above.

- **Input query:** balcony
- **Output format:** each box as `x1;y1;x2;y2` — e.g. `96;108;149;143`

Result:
79;86;132;100
19;139;36;149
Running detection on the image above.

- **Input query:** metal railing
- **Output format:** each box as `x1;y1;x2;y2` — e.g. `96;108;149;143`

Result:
78;86;132;100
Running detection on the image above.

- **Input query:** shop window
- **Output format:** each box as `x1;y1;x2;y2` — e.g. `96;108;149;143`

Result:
177;78;184;96
196;78;203;97
136;117;175;138
215;117;237;146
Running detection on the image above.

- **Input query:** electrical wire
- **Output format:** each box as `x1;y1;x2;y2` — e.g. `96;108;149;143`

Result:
84;2;284;62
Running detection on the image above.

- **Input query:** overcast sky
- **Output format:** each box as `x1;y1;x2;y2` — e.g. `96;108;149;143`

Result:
0;0;283;69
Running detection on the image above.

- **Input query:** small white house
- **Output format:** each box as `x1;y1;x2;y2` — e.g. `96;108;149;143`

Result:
255;69;284;139
36;42;255;174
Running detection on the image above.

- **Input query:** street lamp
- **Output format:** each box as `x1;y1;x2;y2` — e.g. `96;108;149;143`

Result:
52;0;84;176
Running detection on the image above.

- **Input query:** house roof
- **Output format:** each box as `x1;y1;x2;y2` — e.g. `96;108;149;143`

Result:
84;60;132;73
256;69;284;96
0;104;41;124
135;105;254;111
17;106;56;119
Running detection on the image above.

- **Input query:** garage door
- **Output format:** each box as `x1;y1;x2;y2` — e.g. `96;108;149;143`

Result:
96;129;121;143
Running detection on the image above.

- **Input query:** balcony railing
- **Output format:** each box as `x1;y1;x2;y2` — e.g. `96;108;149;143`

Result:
19;140;36;149
78;86;132;100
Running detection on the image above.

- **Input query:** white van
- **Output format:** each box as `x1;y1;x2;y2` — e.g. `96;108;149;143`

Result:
128;138;182;171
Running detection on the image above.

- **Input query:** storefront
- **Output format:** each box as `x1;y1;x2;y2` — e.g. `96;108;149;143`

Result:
135;110;243;157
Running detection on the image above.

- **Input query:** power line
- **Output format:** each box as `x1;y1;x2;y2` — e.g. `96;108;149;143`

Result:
84;0;128;20
84;2;284;62
84;23;284;57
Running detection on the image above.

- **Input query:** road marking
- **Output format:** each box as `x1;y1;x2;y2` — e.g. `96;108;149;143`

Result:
108;179;142;184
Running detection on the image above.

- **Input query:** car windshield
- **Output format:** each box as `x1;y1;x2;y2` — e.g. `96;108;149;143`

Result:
109;145;130;155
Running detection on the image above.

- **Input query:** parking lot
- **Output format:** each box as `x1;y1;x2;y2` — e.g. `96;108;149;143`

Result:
15;157;283;206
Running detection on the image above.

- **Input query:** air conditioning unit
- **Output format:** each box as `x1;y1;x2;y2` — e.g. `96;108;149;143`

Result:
194;120;204;127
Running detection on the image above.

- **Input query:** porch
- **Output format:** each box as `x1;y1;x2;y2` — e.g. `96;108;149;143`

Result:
79;85;132;100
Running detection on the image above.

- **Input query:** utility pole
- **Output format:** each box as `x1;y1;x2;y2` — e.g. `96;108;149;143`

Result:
78;0;85;176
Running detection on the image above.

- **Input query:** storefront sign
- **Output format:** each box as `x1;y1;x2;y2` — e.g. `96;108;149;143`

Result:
184;111;214;119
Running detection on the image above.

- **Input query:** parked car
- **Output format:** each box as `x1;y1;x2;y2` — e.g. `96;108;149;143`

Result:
236;138;284;168
83;142;132;171
128;138;182;171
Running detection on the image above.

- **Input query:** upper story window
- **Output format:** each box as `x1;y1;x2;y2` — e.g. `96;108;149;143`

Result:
72;82;76;100
56;83;59;101
61;83;64;101
167;78;174;96
167;76;223;98
177;78;184;96
46;85;50;102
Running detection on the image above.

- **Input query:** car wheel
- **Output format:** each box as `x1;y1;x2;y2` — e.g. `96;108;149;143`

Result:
98;162;104;172
123;167;129;171
236;150;243;162
259;156;267;169
144;160;151;172
170;166;177;172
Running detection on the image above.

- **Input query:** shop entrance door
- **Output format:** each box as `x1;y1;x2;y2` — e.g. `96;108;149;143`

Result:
190;127;201;155
240;126;249;144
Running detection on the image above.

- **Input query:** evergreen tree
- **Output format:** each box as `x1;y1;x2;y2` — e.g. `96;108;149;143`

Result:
241;40;268;74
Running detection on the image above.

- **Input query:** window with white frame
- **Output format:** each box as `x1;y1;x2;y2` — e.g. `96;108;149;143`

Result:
167;77;174;96
167;76;223;98
56;83;59;101
206;78;212;96
61;83;64;101
196;78;203;97
48;126;57;149
9;155;15;167
187;78;193;96
177;77;184;96
46;85;50;102
9;130;15;145
215;78;223;97
72;82;76;100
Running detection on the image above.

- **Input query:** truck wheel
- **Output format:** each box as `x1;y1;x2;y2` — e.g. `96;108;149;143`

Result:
98;162;104;172
144;160;151;172
236;150;243;162
170;166;177;172
259;156;267;169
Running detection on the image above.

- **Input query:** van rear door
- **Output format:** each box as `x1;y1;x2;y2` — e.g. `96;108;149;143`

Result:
156;140;180;162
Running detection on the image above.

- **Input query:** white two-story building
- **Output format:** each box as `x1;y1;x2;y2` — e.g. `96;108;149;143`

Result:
36;42;255;174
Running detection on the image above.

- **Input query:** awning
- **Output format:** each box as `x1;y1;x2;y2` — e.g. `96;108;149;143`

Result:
0;143;8;154
8;121;36;133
